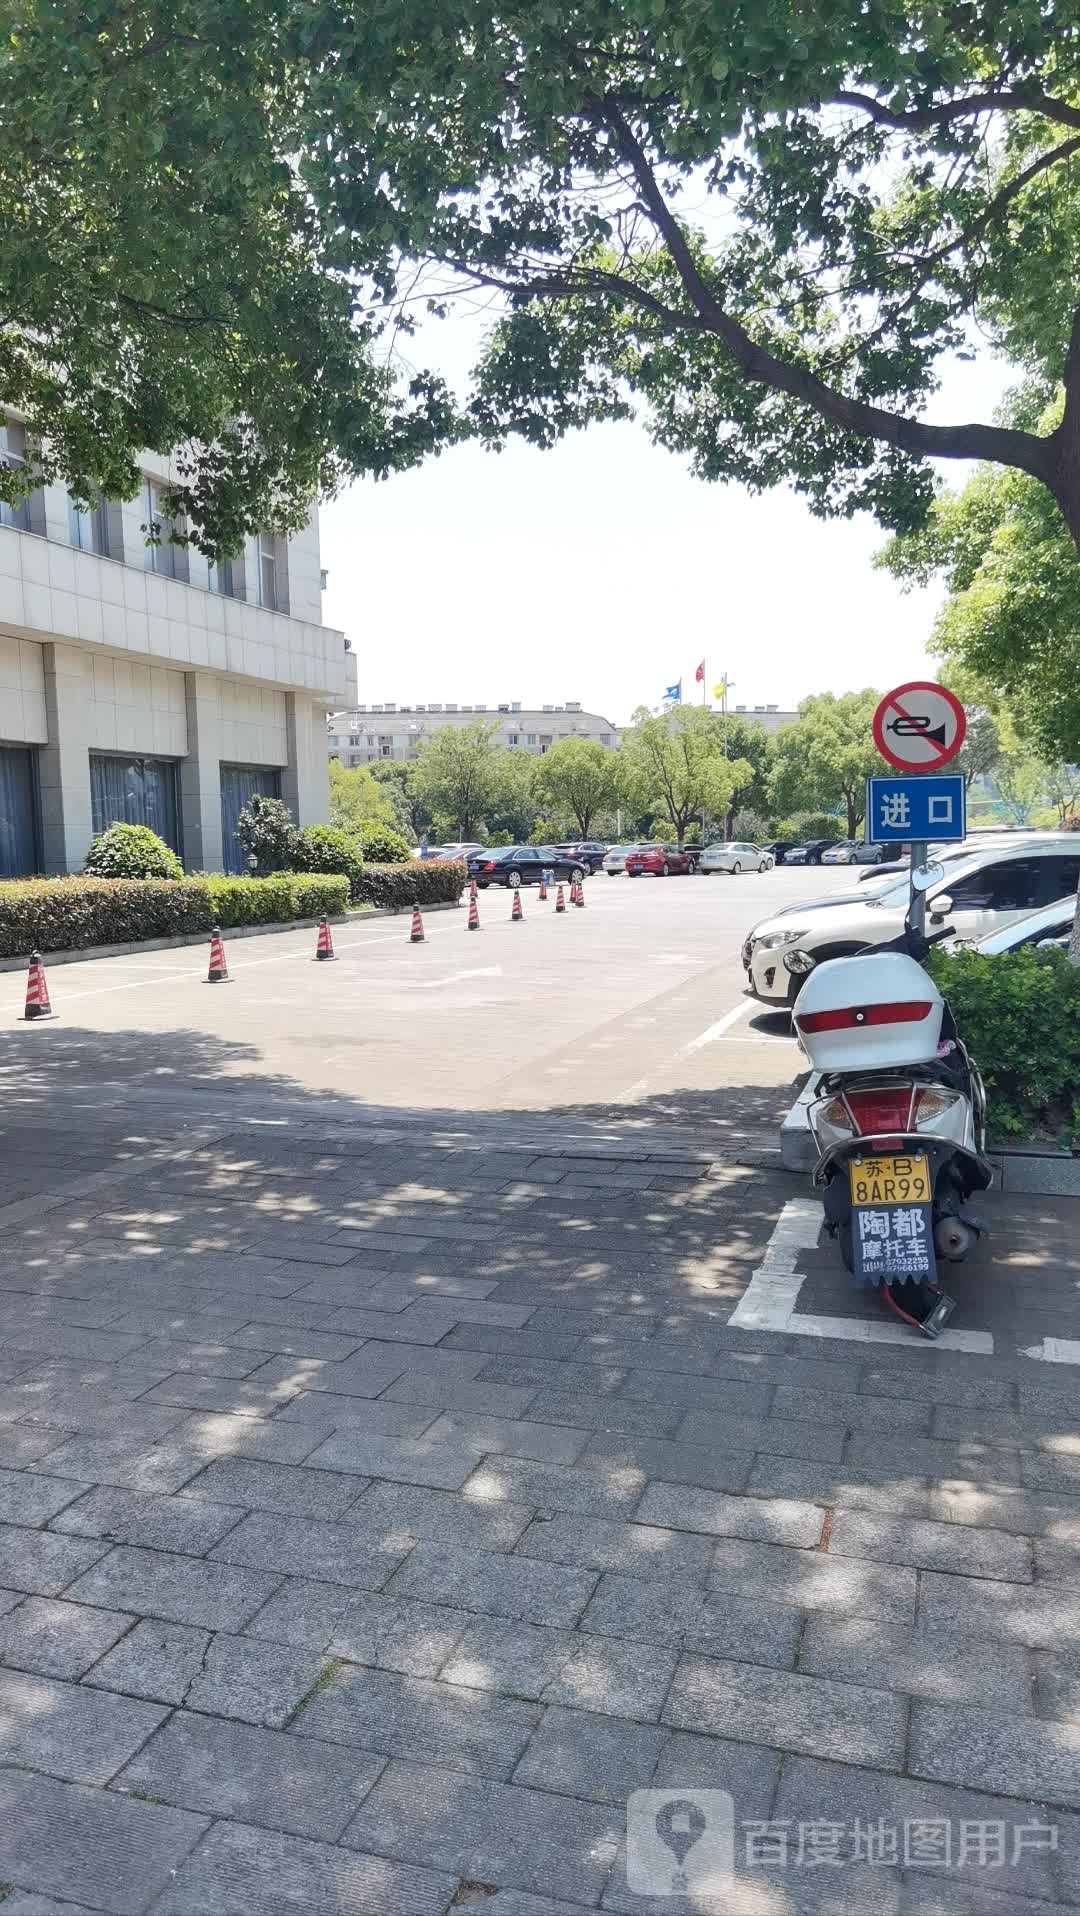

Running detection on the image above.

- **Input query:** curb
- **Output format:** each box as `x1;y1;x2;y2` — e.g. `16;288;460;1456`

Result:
0;899;463;972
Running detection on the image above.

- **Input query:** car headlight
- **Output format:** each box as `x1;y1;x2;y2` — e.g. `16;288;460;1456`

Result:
756;928;809;951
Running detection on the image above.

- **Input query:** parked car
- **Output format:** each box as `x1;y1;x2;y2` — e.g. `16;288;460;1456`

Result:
602;844;644;876
625;843;698;876
467;845;588;889
966;894;1077;955
783;839;837;866
821;840;859;865
699;840;775;874
762;840;797;866
556;841;608;873
416;841;485;861
742;837;1080;1008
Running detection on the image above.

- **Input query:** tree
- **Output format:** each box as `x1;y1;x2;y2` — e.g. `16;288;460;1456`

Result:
952;713;1004;792
328;762;399;833
536;738;618;839
714;717;772;836
486;751;540;843
619;707;751;846
769;692;885;838
412;721;500;839
880;396;1080;763
235;795;296;874
367;762;433;841
0;1;461;554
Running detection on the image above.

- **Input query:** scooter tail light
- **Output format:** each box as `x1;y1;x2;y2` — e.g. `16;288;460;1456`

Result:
914;1086;957;1122
844;1087;915;1135
796;1000;933;1036
816;1096;855;1133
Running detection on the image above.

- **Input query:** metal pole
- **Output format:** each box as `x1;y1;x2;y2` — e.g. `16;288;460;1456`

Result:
909;839;928;937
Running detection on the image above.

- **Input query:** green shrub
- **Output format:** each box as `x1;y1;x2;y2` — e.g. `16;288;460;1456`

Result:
204;873;350;926
354;860;466;910
83;823;184;881
0;878;213;956
774;814;845;843
930;945;1080;1146
352;820;413;863
236;795;298;874
287;874;351;920
290;825;365;901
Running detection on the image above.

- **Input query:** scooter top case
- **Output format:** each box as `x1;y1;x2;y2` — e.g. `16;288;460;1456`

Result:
793;952;945;1074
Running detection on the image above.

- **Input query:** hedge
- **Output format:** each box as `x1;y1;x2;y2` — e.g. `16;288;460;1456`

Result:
0;874;350;957
930;945;1080;1147
354;859;466;910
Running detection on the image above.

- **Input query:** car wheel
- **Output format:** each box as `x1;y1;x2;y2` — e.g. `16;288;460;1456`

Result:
758;861;767;872
607;871;617;877
732;861;741;875
661;862;670;876
809;853;821;865
507;870;522;889
687;857;698;874
571;865;585;884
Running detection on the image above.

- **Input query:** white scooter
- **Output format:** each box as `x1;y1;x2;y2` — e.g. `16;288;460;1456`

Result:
782;870;992;1338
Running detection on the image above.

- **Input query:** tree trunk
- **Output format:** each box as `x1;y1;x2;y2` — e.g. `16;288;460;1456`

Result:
1070;875;1080;966
845;792;858;837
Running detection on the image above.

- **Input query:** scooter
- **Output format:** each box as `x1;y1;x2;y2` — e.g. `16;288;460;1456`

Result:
781;870;992;1338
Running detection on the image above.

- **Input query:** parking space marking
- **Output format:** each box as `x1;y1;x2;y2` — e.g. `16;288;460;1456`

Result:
1020;1337;1080;1365
730;1196;995;1353
684;1001;753;1051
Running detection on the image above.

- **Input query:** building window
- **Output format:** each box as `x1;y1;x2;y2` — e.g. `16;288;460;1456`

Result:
69;492;110;557
207;556;236;598
0;745;39;877
379;738;393;757
256;533;288;613
507;734;519;747
142;479;188;582
90;754;180;854
526;733;537;745
220;765;282;874
0;421;45;536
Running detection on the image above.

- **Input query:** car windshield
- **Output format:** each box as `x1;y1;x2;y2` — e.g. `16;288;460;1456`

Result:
871;852;985;908
610;845;640;855
976;898;1074;954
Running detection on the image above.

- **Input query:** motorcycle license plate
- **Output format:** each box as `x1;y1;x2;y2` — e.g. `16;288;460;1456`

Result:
849;1152;930;1207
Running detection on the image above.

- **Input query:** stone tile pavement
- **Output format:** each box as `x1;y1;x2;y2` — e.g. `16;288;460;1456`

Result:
0;1104;1076;1911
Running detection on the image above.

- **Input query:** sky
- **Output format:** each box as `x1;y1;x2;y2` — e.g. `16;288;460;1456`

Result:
320;303;1009;731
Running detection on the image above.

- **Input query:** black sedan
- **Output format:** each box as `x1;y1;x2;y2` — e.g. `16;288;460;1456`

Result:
762;840;797;866
467;846;588;889
555;841;609;873
784;838;837;866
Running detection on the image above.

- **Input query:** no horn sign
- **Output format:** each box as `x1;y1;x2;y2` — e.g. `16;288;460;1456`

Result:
872;682;966;772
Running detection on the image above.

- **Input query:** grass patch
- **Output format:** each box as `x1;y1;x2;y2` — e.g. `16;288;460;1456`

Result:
286;1656;348;1724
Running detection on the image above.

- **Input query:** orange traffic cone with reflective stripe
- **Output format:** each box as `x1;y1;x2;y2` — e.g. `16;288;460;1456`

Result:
314;917;336;961
572;877;585;907
511;889;524;923
206;927;229;983
555;884;566;914
469;878;478;905
22;951;53;1020
467;892;481;931
538;870;548;901
576;876;587;907
410;904;426;943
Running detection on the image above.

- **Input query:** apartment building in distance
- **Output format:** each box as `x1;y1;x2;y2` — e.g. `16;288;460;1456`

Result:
328;700;620;766
0;417;354;876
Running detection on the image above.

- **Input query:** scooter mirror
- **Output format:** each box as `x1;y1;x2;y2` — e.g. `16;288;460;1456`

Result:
911;861;945;892
782;948;817;976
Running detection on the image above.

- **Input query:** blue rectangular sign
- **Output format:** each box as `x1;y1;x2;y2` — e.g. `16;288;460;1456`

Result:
866;773;966;844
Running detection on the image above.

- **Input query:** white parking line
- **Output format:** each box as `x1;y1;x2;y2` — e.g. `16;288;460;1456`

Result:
1020;1338;1080;1365
684;1002;753;1051
730;1196;995;1352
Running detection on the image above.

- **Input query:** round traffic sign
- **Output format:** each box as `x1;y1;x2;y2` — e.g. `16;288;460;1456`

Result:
872;681;967;771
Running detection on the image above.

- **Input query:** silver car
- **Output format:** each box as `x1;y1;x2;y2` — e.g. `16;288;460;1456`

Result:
699;840;774;875
601;844;643;875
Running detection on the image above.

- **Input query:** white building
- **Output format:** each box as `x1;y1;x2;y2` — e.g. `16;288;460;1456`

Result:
328;700;620;766
0;420;353;874
729;703;799;734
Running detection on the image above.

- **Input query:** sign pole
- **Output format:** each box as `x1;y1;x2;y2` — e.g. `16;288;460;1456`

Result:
868;683;968;935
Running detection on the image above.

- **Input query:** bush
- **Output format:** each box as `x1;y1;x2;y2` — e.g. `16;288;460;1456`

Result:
351;819;413;863
930;945;1080;1146
290;825;365;901
773;814;845;843
0;878;213;956
354;860;466;910
0;873;351;957
83;823;184;881
236;795;297;874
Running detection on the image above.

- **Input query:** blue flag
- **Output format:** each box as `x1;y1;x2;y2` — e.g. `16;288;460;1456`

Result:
664;681;682;703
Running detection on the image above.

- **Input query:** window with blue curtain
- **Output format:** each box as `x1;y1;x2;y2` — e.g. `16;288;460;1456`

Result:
89;754;180;853
0;746;38;877
219;765;282;874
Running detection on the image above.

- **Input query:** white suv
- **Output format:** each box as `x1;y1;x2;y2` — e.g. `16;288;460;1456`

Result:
743;837;1080;1008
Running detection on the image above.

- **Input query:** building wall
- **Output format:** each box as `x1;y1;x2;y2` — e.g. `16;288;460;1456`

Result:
0;430;346;874
327;702;620;766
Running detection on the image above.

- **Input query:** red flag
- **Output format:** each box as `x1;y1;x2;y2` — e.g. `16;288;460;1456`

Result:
694;660;705;682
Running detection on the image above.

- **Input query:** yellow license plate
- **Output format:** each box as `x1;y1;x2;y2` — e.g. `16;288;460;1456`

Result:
849;1152;931;1207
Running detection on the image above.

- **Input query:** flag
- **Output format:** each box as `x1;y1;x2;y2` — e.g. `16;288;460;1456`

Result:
664;681;682;703
695;661;705;683
713;678;728;702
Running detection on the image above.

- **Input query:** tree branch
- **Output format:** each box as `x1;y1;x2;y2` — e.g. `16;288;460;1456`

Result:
594;98;1059;487
832;88;1080;134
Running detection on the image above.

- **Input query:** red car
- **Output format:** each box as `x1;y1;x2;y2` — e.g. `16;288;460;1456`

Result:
625;843;698;876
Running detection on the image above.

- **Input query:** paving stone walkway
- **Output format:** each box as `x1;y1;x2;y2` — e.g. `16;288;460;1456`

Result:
0;1100;1077;1913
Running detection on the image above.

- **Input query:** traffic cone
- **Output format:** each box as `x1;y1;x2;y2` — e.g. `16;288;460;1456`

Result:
555;883;566;913
511;889;524;922
410;904;426;943
538;871;548;901
576;877;587;908
22;951;53;1020
467;892;481;931
572;878;584;907
469;878;478;905
314;917;336;961
206;927;229;983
